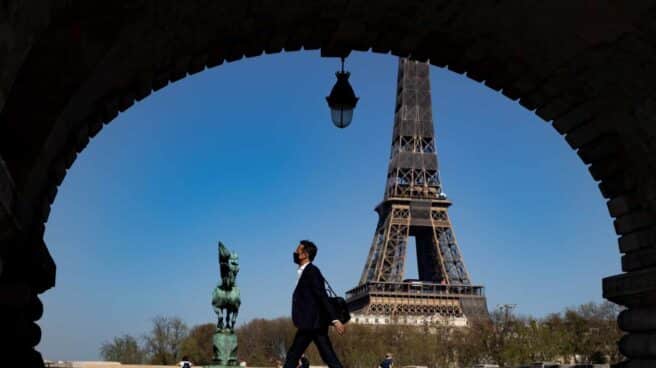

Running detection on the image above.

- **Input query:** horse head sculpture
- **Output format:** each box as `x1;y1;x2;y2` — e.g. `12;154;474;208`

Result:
219;241;240;289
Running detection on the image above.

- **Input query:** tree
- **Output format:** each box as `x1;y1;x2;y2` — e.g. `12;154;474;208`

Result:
100;334;145;363
144;316;189;364
236;317;296;366
562;301;623;364
181;323;216;365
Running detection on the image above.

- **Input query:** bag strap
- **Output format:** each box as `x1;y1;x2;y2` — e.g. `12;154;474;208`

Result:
322;275;337;297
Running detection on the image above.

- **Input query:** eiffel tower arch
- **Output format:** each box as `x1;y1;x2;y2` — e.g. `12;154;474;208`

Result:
346;58;488;326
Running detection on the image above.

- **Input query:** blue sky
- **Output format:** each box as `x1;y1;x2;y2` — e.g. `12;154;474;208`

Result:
39;51;619;361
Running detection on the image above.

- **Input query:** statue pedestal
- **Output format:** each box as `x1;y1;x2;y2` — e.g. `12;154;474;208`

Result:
207;329;239;368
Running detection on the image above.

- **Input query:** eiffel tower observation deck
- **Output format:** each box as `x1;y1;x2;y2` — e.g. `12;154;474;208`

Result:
345;58;488;326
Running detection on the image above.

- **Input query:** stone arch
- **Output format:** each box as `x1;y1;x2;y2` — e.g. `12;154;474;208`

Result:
1;1;656;366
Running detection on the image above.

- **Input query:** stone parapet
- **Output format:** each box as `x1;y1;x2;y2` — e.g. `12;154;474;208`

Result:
604;268;656;307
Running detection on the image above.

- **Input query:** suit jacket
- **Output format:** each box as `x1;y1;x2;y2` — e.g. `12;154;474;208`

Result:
292;263;338;329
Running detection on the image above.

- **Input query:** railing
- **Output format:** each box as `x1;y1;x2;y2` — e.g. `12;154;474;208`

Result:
346;281;485;300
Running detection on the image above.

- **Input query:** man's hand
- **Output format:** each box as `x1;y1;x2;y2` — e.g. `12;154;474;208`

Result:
332;320;346;335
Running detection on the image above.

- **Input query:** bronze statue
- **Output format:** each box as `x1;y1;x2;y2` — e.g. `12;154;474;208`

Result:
213;241;241;330
211;241;241;366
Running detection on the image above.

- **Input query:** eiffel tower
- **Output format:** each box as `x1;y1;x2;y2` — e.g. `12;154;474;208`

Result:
345;58;488;326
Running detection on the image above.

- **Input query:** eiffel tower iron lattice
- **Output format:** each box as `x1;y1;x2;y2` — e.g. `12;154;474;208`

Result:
345;58;488;326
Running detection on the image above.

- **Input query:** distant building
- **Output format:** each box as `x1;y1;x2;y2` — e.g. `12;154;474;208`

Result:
350;311;468;327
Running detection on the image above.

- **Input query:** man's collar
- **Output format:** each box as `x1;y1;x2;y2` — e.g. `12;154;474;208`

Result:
298;261;311;271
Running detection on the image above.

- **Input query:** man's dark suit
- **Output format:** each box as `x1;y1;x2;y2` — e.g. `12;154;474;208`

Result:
283;263;342;368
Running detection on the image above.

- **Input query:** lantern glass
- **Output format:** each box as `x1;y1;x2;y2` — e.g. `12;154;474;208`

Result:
330;106;354;128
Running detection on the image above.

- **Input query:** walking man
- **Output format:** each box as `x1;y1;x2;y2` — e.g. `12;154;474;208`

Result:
283;240;346;368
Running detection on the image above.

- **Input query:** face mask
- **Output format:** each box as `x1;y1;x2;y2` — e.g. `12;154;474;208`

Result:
293;252;301;264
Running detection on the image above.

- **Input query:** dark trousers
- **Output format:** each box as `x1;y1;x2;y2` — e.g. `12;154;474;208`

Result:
283;327;342;368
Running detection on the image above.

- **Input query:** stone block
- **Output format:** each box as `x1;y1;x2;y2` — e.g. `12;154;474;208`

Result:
578;134;621;164
619;308;656;332
614;211;656;235
613;359;656;368
604;268;656;307
623;248;656;272
75;123;90;152
1;314;41;348
518;89;545;111
504;69;535;94
608;195;641;218
566;118;606;150
118;92;135;113
619;332;656;359
589;157;622;182
619;227;656;253
600;174;635;200
0;282;32;308
88;114;103;138
536;96;578;122
4;348;44;368
552;99;598;134
188;54;208;75
18;237;56;294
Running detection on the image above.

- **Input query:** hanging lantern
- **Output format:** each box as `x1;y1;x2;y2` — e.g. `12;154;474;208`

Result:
326;57;359;128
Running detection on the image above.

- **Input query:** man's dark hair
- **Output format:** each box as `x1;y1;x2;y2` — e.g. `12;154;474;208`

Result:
300;240;318;261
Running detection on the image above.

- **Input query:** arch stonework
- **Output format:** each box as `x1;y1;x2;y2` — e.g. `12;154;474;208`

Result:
1;1;656;366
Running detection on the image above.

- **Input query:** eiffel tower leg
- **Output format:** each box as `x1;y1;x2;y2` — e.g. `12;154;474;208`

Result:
430;209;471;285
359;205;411;284
376;205;410;283
359;218;389;285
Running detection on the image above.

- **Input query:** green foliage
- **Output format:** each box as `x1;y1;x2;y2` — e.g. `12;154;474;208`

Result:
99;334;145;364
235;301;622;368
180;323;216;365
236;317;297;366
100;301;622;367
